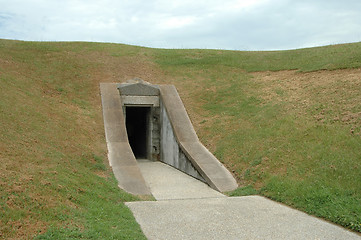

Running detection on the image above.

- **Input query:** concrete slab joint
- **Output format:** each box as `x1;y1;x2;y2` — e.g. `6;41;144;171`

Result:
100;78;237;195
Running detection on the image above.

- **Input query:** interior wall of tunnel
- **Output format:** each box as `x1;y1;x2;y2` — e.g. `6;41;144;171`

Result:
124;105;160;161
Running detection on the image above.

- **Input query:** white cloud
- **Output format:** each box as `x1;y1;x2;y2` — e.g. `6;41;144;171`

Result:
158;16;198;30
220;0;270;12
0;0;360;50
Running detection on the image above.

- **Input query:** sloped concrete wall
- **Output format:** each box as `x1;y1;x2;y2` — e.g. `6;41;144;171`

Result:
160;100;205;182
100;83;151;195
159;85;238;192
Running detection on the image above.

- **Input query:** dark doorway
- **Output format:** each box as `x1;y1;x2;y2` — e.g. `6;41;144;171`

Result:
125;107;150;159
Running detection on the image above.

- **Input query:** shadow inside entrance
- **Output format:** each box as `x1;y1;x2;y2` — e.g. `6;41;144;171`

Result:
125;107;150;159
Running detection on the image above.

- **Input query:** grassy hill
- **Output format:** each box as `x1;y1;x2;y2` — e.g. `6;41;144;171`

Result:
0;39;360;238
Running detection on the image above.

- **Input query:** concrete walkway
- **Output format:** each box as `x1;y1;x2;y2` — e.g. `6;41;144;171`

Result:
126;161;361;240
137;160;225;200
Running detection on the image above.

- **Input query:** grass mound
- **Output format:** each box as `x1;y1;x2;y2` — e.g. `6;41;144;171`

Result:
1;39;360;238
152;42;361;232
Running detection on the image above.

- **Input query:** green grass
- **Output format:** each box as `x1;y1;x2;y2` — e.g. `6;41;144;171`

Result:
262;176;361;232
152;42;361;72
1;39;361;237
227;185;259;196
151;42;361;233
32;160;146;240
0;40;147;239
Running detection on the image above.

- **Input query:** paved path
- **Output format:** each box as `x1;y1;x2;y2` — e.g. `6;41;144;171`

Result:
126;161;361;240
136;160;225;200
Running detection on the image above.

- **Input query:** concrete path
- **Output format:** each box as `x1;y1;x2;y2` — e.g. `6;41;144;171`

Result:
126;196;360;240
137;160;225;200
126;161;361;240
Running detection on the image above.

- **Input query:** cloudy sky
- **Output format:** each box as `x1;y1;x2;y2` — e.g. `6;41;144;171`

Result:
0;0;360;50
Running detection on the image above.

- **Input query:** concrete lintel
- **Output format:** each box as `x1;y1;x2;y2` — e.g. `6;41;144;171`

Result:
121;95;159;107
117;81;160;96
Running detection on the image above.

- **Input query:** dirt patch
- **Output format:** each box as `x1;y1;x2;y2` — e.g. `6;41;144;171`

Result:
4;217;48;240
251;68;361;131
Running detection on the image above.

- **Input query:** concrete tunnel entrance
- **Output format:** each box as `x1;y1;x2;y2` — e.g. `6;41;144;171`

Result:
125;106;150;159
117;80;204;181
100;80;238;195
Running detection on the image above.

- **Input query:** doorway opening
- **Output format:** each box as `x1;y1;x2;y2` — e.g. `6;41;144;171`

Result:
125;107;150;159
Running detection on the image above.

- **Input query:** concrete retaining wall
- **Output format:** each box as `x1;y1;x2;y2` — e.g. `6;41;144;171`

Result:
100;83;151;195
160;100;205;182
159;85;238;192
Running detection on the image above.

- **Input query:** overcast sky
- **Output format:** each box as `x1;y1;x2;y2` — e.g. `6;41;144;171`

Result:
1;0;360;50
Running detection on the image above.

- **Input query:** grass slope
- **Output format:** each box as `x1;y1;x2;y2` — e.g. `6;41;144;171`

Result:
0;39;360;238
0;40;147;239
152;43;361;232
